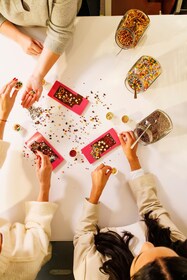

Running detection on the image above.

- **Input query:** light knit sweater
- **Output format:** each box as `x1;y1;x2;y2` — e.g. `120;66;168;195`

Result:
73;174;186;280
0;140;58;279
0;0;82;54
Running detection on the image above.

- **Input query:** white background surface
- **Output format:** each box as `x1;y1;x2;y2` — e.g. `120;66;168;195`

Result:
0;15;187;240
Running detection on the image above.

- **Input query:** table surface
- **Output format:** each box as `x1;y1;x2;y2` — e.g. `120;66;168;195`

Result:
0;15;187;240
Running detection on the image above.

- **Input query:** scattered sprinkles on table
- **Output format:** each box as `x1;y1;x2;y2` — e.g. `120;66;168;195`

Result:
23;86;113;174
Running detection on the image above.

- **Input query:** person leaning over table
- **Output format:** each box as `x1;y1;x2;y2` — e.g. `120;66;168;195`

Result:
0;0;82;109
0;79;58;279
73;131;187;280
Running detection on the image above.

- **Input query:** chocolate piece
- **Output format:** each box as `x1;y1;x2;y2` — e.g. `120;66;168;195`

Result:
15;81;23;90
31;141;58;163
91;133;116;159
54;86;83;107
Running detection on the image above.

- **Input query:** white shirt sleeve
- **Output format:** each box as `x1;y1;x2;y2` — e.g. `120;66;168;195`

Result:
130;168;145;180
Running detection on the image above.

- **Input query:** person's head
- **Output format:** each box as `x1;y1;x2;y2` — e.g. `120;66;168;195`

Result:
95;213;187;280
130;242;187;279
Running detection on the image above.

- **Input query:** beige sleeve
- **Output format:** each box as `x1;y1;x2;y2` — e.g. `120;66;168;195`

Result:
0;14;6;26
45;0;80;54
24;201;58;238
73;199;107;280
129;174;186;242
0;140;10;168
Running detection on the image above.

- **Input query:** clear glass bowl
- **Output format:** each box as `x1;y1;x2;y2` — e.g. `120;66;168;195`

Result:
134;109;173;145
115;9;150;49
125;55;162;95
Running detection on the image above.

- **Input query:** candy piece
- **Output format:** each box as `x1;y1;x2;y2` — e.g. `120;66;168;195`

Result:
69;149;77;157
26;132;64;170
42;79;46;86
29;90;36;96
111;167;118;174
121;115;129;123
15;81;23;90
106;112;114;120
48;81;89;115
13;124;21;131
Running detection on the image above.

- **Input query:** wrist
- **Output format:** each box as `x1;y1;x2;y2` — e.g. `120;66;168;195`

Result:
37;190;49;202
128;157;141;171
88;197;99;204
89;188;101;204
30;73;44;82
0;112;9;120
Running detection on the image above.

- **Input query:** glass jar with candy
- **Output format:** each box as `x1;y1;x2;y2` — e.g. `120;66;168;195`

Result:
115;9;150;49
125;55;162;98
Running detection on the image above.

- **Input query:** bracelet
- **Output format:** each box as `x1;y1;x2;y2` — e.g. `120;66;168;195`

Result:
0;119;7;122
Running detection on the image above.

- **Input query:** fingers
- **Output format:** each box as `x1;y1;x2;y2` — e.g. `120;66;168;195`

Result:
0;84;8;95
21;90;38;108
33;39;43;49
35;87;42;101
129;130;136;141
95;163;105;171
103;165;112;176
36;151;51;169
36;153;41;170
120;131;135;144
31;41;43;55
3;79;18;96
95;164;112;175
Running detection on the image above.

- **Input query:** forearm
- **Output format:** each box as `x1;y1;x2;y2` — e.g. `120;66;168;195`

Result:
32;47;60;80
89;190;101;204
74;199;99;240
37;184;50;202
128;157;141;171
0;120;6;140
0;20;24;44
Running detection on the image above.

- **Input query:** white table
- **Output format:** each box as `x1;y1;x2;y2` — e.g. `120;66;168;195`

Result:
0;15;187;240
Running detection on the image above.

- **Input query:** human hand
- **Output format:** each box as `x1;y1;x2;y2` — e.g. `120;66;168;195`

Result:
36;151;52;202
0;78;20;119
21;75;43;108
89;163;112;204
119;131;141;171
19;33;43;56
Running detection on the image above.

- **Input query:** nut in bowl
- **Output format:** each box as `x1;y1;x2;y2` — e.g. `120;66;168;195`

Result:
115;9;150;49
125;55;162;98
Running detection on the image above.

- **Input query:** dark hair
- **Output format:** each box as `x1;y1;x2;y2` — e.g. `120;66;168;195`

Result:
94;212;187;280
94;228;134;280
132;257;187;280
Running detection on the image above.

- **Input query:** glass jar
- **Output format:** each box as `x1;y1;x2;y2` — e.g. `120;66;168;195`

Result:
125;55;162;95
134;109;173;145
115;9;150;49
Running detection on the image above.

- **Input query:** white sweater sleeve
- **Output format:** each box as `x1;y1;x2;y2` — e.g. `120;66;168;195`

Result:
0;140;10;168
24;201;58;238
